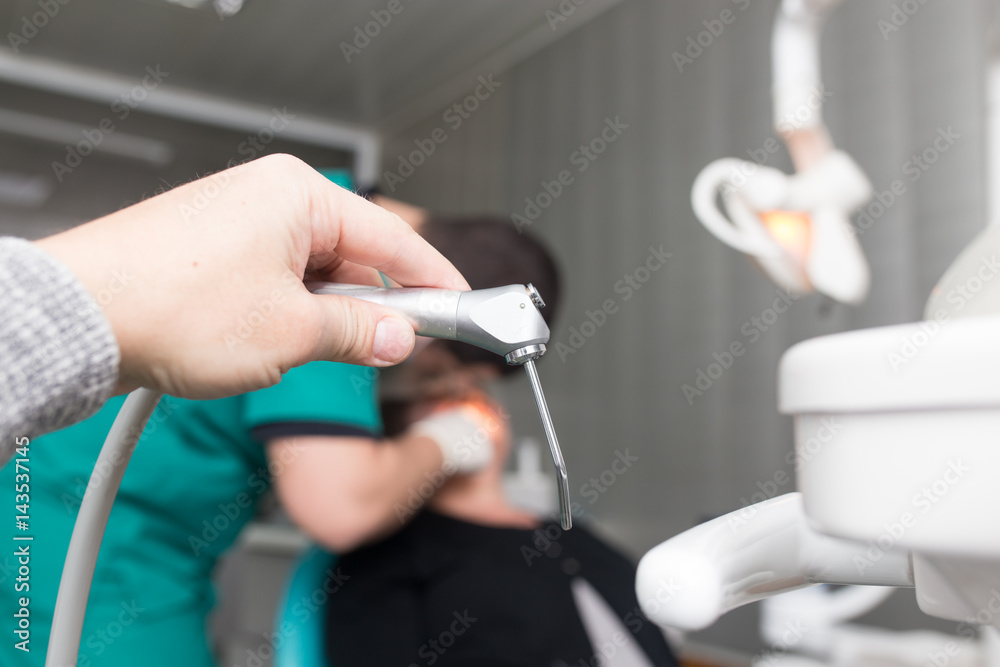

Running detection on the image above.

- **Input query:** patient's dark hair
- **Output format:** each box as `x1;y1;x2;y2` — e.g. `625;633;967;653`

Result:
421;216;561;375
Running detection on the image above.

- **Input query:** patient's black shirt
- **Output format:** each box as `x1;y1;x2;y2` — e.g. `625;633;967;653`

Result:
324;511;678;666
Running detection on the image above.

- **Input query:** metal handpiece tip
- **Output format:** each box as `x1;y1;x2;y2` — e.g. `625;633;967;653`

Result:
523;360;572;530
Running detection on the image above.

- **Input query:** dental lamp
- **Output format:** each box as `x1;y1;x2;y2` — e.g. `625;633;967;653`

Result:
690;0;872;305
46;282;570;667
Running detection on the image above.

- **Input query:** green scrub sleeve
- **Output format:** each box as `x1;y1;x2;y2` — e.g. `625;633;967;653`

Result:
243;362;382;441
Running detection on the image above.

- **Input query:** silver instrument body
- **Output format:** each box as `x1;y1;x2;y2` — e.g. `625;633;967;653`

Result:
308;282;572;529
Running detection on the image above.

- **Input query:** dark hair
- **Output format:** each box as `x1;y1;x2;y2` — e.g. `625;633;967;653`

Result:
421;216;561;374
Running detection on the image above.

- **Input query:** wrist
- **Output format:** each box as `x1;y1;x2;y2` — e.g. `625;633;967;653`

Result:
35;225;140;393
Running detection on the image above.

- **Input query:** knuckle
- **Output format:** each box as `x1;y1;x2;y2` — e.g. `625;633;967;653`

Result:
328;297;376;362
257;152;308;173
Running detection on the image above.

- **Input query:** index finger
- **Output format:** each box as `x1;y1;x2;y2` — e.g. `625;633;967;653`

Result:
306;171;470;292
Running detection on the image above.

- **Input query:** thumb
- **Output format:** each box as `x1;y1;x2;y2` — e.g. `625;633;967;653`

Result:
312;295;416;366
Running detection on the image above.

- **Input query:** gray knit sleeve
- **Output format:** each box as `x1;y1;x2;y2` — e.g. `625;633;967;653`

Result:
0;237;120;465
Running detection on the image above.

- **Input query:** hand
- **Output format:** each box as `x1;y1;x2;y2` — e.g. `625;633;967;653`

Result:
36;154;469;399
408;397;509;475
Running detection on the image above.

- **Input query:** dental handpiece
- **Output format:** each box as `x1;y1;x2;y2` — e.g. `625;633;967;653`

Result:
308;282;572;530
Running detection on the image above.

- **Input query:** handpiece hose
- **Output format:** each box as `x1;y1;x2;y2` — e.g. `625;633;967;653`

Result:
46;389;163;667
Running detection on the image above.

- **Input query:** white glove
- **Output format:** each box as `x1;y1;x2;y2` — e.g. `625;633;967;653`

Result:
410;406;498;475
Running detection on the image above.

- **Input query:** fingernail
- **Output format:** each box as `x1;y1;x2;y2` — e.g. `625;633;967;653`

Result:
374;316;414;364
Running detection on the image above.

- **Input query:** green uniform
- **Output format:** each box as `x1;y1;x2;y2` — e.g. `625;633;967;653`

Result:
0;361;380;666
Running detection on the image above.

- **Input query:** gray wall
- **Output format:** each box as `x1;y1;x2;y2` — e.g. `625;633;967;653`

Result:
381;0;990;653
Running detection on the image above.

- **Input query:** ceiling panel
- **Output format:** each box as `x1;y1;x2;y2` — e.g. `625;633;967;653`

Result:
0;0;607;128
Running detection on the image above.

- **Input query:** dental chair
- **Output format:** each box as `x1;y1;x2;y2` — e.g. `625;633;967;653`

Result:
635;241;1000;659
274;546;335;667
637;233;1000;656
754;583;1000;666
